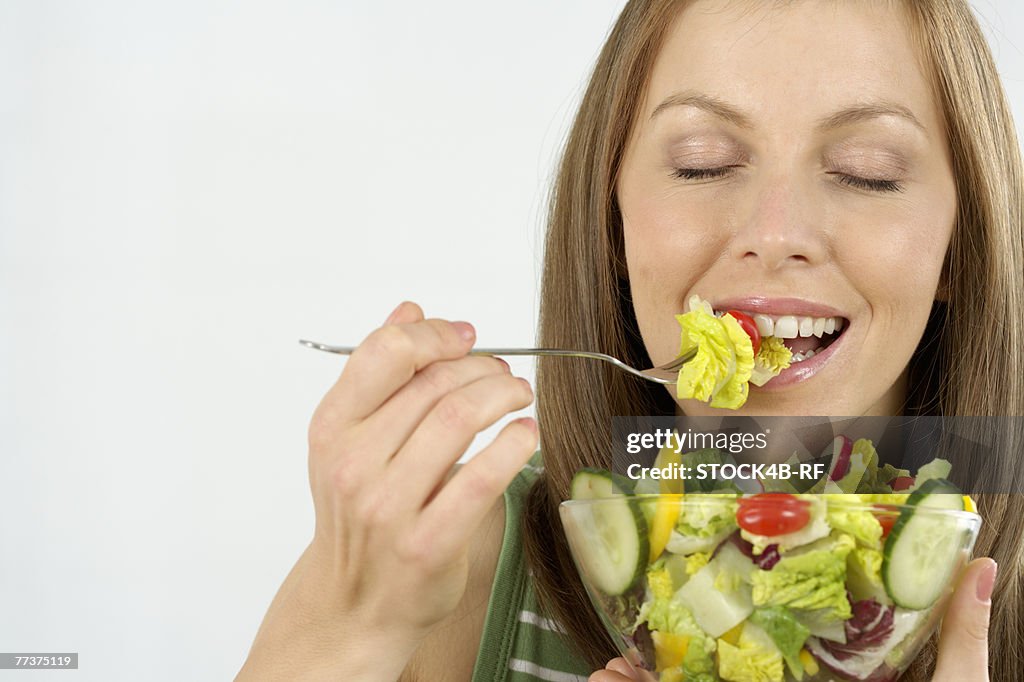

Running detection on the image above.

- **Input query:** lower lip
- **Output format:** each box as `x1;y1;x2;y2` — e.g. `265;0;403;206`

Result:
754;327;848;390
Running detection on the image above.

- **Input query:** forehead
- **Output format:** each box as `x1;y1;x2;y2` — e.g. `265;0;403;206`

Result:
643;0;941;134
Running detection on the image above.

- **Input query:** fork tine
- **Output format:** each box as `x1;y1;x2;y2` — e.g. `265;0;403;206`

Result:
638;367;678;384
656;347;698;372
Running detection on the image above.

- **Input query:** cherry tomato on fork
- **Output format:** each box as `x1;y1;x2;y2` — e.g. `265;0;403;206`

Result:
737;494;810;536
725;310;761;355
873;504;901;537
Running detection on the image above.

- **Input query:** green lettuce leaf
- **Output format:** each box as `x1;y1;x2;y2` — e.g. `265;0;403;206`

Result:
749;607;810;680
751;534;855;622
908;458;952;492
676;493;738;538
717;622;785;682
846;546;889;604
826;499;883;550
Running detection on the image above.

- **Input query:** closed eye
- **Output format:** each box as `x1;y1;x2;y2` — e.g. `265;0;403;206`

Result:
830;173;904;193
671;166;737;181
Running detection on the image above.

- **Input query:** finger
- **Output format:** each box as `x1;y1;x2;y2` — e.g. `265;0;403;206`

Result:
383;300;423;326
386;372;534;504
413;417;538;559
321;317;476;423
588;671;634;682
934;557;997;681
606;658;637;678
361;355;510;456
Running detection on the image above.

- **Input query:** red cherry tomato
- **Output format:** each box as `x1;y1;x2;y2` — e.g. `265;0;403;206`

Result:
891;476;915;491
737;494;810;536
726;310;761;355
873;505;901;537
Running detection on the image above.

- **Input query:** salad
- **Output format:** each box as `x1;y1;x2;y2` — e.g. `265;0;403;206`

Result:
675;295;797;409
564;440;980;682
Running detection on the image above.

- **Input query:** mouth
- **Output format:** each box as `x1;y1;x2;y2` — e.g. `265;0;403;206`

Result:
710;298;851;387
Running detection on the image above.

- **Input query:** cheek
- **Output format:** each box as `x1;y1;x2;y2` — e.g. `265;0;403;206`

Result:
841;195;953;328
622;187;733;287
622;215;672;357
622;193;733;363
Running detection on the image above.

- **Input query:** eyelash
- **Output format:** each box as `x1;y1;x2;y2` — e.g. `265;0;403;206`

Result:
830;173;904;193
671;167;735;181
670;167;904;194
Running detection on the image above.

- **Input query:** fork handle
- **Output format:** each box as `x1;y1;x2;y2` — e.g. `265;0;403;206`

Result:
300;341;613;360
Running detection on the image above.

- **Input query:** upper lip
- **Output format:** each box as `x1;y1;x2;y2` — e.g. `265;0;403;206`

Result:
708;296;848;319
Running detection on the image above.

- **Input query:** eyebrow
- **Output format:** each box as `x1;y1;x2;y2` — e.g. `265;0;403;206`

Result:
650;91;754;128
650;90;926;133
817;102;926;133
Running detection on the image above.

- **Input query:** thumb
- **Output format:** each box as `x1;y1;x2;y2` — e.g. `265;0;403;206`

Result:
933;557;997;681
605;658;640;680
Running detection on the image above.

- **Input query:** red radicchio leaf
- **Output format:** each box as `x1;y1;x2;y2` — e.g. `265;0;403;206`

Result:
753;544;781;570
809;599;899;679
841;599;894;649
808;637;901;682
716;531;780;569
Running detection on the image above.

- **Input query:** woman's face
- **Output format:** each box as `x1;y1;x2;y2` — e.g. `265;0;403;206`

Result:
617;0;956;416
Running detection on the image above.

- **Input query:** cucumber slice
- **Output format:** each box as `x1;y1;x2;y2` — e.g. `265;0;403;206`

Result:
568;469;648;595
882;478;966;610
570;467;636;499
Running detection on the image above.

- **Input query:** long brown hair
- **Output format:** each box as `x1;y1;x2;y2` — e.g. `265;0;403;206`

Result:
522;1;1024;679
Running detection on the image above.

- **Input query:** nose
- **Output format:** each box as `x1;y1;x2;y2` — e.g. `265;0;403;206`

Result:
729;173;828;270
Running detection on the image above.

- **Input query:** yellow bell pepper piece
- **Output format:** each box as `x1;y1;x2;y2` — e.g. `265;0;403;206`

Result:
799;649;819;675
648;494;682;562
719;621;744;646
654;444;684;495
647;444;684;562
653;631;690;672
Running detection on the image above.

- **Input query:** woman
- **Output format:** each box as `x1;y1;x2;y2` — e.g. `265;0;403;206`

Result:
237;1;1024;680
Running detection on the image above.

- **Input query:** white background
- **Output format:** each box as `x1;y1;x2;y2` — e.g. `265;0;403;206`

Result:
1;2;1022;680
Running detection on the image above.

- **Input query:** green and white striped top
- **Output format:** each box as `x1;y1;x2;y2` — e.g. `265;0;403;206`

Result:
471;453;593;682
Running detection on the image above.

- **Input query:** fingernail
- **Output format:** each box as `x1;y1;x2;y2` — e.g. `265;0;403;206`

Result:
384;302;404;325
495;357;510;370
976;559;998;603
517;417;538;433
452;321;475;342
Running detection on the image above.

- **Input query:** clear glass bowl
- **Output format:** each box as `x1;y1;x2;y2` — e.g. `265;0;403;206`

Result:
559;495;981;682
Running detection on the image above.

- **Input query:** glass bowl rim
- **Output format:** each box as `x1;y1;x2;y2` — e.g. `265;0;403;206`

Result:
559;494;982;521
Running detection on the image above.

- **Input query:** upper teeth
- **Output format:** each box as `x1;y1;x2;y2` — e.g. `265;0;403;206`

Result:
736;313;844;339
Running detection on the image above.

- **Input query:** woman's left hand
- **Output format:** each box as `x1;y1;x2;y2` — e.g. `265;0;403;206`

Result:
591;558;997;682
933;557;997;681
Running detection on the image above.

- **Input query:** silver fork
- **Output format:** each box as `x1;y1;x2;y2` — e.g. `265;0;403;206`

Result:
298;340;698;385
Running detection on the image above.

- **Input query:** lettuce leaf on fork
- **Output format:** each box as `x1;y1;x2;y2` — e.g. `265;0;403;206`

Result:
675;297;754;409
675;296;791;408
